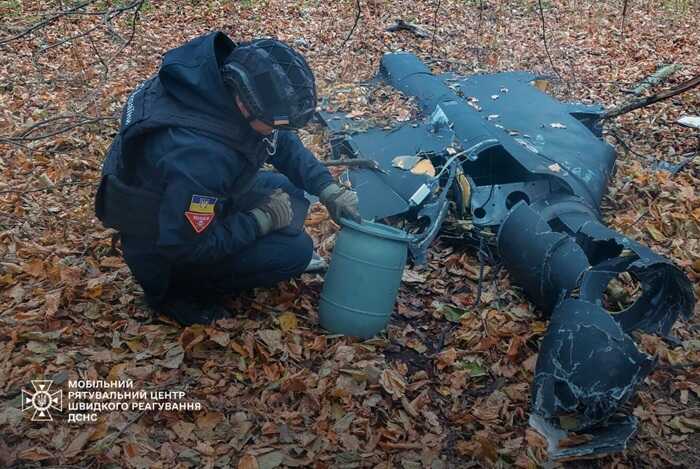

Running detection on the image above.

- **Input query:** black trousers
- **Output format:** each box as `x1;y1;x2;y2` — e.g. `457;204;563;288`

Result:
169;172;313;295
122;172;314;306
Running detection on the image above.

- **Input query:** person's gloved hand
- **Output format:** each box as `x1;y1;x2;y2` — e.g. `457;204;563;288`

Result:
249;189;293;236
319;183;361;224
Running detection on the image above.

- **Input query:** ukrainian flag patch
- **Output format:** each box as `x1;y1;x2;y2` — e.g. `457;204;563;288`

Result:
189;194;217;214
185;194;217;234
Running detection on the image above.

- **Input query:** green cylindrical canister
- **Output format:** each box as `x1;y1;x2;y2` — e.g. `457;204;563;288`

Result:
319;218;409;338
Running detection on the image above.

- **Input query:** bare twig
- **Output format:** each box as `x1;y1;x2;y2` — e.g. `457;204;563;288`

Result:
476;0;484;67
602;74;700;120
0;0;99;46
87;33;109;80
386;19;430;38
4;115;118;142
340;0;362;49
2;0;145;55
17;114;92;138
107;0;145;64
39;22;103;52
0;138;31;150
536;0;565;85
605;127;650;159
621;0;629;39
0;181;94;196
430;0;442;56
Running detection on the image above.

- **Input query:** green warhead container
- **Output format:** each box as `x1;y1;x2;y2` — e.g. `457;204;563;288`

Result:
319;218;409;339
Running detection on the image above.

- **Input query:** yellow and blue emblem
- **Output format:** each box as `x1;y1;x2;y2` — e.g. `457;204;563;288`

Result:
189;194;217;214
185;194;217;234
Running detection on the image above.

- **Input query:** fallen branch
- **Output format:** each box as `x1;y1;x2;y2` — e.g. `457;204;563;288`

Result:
0;181;94;196
0;0;99;46
4;114;118;142
386;19;430;38
339;0;361;48
629;64;682;96
621;0;629;39
537;0;563;84
601;74;700;120
107;0;145;64
430;0;442;55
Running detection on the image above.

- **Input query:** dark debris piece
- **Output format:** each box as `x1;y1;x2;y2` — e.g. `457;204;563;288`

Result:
531;298;655;432
498;200;692;458
530;414;639;461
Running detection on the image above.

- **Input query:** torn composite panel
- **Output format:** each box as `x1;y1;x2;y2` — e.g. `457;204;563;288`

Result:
498;200;694;458
320;52;616;231
320;52;613;264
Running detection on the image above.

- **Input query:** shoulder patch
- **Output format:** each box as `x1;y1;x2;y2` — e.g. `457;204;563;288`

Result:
185;212;214;234
189;194;217;214
185;194;217;234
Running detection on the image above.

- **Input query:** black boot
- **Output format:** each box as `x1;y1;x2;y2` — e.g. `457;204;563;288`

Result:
157;295;231;326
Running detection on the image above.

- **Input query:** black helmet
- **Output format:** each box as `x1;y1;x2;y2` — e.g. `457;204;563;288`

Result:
222;38;317;130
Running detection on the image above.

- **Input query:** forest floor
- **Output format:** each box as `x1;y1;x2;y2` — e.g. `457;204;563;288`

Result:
0;1;699;467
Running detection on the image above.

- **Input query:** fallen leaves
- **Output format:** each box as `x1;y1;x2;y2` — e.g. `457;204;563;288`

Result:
157;344;185;369
238;453;259;469
63;429;94;459
380;368;406;399
258;329;283;353
16;447;53;462
0;1;698;468
42;289;62;318
278;311;298;332
22;258;45;278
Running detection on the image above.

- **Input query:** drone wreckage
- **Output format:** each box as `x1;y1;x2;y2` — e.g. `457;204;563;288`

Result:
318;53;695;459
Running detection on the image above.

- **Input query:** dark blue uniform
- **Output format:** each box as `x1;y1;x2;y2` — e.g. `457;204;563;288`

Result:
97;32;333;305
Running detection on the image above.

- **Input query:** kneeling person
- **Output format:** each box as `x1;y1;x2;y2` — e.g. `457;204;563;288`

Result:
96;32;360;325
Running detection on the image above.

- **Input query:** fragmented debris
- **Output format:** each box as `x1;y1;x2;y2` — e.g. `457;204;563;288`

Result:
392;155;422;171
319;52;695;459
411;159;436;176
530;414;639;460
678;115;700;129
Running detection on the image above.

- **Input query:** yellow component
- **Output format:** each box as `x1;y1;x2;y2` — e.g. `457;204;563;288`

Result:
189;202;214;214
456;172;471;218
411;159;436;177
532;79;550;92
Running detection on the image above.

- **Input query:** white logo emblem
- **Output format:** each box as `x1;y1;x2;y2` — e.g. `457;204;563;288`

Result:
21;380;62;421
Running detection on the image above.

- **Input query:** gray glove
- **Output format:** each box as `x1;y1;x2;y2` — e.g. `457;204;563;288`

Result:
249;189;293;236
319;183;361;224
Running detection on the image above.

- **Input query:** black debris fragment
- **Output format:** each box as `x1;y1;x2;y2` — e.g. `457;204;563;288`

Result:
531;298;655;432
